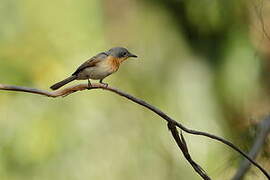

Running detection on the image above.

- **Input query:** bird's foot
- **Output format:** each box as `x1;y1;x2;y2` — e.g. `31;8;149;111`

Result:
99;80;108;88
100;82;108;88
87;79;92;89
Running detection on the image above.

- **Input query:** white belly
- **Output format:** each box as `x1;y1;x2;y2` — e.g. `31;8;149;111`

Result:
77;62;116;80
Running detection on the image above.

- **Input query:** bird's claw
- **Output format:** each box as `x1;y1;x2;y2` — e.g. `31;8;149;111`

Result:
101;82;108;88
87;79;92;89
99;79;108;88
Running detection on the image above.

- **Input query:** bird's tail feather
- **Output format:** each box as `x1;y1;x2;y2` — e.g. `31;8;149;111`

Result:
50;75;77;90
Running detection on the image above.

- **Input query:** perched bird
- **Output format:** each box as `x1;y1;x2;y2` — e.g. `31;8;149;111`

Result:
50;47;137;90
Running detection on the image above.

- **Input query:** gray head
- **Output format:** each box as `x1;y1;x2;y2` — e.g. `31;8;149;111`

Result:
107;47;137;59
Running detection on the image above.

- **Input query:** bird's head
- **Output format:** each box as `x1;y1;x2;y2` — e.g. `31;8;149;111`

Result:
107;47;137;63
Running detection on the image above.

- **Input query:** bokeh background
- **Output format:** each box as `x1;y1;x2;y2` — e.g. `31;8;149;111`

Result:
0;0;270;179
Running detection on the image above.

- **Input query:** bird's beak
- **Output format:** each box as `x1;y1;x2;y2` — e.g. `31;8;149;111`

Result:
128;53;138;58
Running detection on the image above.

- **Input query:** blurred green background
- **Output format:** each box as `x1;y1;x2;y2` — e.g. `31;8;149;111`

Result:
0;0;270;179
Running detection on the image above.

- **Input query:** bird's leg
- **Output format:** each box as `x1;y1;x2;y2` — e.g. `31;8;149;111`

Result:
87;79;92;89
99;79;108;88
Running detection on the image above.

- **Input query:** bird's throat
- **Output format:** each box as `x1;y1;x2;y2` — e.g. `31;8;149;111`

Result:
108;56;121;72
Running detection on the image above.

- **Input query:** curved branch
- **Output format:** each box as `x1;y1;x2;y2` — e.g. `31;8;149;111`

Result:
0;83;269;179
233;116;270;180
168;122;211;180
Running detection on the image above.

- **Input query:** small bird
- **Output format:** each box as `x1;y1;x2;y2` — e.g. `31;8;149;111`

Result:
50;47;137;90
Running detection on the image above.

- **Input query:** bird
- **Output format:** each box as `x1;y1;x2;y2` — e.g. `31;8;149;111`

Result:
50;47;137;90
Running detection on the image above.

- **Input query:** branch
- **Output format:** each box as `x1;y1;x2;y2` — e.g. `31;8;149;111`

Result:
167;122;211;179
0;83;269;179
254;0;270;42
232;116;270;180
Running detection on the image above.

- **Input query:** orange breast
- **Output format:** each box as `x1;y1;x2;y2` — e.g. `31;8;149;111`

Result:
107;56;120;72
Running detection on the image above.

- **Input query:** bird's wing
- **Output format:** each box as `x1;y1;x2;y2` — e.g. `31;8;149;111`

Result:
72;52;108;76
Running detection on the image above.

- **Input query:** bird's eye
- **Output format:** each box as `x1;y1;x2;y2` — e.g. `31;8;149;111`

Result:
121;52;127;57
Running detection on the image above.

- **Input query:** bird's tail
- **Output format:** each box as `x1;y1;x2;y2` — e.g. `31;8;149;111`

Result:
50;75;77;90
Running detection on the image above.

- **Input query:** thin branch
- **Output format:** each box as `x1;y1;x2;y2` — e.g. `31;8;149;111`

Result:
251;0;270;42
257;0;270;41
232;116;270;180
0;83;269;179
167;122;211;180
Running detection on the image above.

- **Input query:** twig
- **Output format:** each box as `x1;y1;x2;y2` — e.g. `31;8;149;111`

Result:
232;116;270;180
168;122;211;180
0;83;269;179
256;0;270;41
